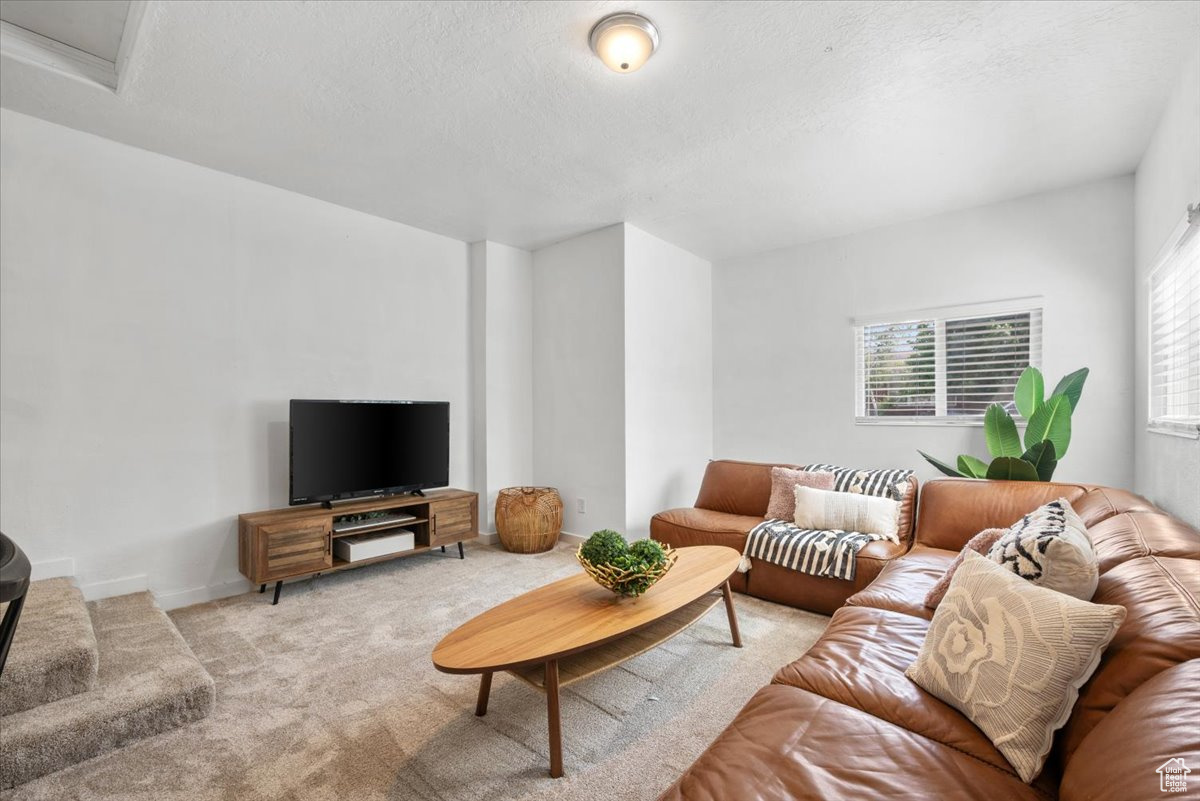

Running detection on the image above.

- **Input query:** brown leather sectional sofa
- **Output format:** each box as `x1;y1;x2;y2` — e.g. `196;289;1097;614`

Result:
651;459;920;614
656;476;1200;801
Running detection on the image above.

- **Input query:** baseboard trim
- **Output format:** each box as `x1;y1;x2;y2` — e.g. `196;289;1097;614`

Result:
156;578;253;611
30;557;75;580
80;573;148;601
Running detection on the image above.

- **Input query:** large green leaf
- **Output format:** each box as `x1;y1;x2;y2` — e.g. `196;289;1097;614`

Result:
1051;367;1089;412
919;451;966;478
1021;440;1058;482
984;404;1023;458
957;454;989;478
986;456;1041;481
1025;394;1073;456
1014;366;1044;420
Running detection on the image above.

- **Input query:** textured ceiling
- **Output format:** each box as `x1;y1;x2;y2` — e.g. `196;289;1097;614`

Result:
1;0;1197;260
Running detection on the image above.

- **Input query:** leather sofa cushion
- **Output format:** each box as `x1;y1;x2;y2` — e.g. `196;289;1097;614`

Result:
1060;660;1200;801
844;544;954;619
747;539;909;616
915;479;1090;551
771;605;1031;779
1060;555;1200;762
650;507;761;548
656;684;1048;801
694;459;795;517
1087;512;1200;573
649;508;757;593
1071;486;1160;527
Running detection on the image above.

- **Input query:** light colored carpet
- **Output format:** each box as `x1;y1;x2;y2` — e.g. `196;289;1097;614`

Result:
2;543;829;801
0;579;98;717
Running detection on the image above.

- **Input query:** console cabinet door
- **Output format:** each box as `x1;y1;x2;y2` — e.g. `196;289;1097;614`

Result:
258;520;331;580
430;498;476;545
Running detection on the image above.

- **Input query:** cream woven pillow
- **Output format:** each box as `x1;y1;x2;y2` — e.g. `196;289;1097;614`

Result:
906;551;1126;782
793;485;901;541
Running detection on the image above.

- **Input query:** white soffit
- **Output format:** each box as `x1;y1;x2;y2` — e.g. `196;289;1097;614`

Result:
0;1;1197;260
0;0;145;92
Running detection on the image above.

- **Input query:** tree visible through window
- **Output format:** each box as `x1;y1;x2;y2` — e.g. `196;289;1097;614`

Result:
856;302;1042;424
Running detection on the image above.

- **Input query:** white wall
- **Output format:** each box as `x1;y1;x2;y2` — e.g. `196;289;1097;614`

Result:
0;109;474;607
470;241;534;532
623;225;712;537
1134;49;1200;527
531;225;626;535
713;176;1136;490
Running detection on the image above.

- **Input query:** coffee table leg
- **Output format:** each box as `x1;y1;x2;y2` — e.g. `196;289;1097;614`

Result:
722;581;743;648
475;671;493;716
545;660;563;778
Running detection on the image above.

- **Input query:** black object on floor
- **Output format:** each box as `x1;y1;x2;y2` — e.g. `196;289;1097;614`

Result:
272;581;282;605
0;532;32;678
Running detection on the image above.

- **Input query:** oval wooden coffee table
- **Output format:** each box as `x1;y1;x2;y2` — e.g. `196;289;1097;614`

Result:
432;545;742;778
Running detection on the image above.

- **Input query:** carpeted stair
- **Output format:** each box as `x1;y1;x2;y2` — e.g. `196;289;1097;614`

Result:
0;579;215;789
0;578;98;717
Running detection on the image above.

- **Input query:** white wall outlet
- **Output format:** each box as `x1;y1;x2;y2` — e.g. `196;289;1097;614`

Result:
576;498;586;515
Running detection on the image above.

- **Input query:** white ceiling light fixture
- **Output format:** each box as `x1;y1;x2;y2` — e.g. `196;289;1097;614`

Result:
589;12;659;74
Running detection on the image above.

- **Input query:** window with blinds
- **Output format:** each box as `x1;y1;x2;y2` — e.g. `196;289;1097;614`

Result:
855;300;1043;424
1148;213;1200;437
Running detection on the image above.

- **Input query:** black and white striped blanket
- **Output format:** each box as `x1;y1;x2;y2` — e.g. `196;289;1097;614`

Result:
738;464;913;581
741;520;879;581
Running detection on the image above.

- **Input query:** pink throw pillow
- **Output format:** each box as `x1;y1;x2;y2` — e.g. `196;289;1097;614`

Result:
765;467;835;520
923;528;1008;608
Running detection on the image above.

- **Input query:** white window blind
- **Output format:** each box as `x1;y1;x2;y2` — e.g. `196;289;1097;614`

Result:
855;299;1043;425
1148;212;1200;438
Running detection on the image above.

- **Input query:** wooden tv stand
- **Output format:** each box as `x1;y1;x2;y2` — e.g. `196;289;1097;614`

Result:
238;489;478;604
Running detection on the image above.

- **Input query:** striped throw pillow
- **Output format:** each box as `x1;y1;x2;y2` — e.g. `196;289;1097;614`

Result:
803;464;913;502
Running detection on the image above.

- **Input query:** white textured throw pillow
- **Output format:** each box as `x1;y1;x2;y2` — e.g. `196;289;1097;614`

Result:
986;498;1099;601
793;485;901;541
906;551;1125;782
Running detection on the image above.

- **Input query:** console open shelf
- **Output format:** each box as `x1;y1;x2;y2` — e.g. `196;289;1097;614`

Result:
238;489;478;604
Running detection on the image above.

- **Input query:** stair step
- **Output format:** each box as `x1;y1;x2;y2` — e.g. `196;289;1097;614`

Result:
0;578;98;717
0;591;215;789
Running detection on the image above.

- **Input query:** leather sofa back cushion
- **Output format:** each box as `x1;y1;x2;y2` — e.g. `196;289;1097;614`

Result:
1060;660;1200;801
916;479;1090;551
695;460;799;517
696;460;919;539
1059;555;1200;762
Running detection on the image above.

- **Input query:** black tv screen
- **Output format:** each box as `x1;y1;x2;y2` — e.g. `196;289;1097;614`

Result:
289;400;449;505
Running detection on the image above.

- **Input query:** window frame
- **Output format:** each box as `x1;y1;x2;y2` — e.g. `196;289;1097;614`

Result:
1146;210;1200;440
854;297;1044;427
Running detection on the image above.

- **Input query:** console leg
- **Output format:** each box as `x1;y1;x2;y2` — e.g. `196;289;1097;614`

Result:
259;584;266;594
475;671;493;716
440;545;446;553
271;581;282;605
722;580;743;648
458;541;465;559
546;660;562;778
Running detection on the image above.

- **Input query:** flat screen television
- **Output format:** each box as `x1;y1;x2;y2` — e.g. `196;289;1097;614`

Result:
289;400;449;506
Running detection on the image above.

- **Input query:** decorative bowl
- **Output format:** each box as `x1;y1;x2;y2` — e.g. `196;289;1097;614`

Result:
576;545;678;597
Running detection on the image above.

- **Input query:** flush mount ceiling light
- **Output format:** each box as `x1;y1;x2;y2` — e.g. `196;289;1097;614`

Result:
589;12;659;73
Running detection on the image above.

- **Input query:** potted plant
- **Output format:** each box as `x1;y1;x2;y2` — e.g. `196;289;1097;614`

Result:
920;366;1088;481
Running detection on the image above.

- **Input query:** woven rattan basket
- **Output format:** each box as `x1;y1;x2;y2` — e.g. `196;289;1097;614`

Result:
576;545;678;597
495;487;563;553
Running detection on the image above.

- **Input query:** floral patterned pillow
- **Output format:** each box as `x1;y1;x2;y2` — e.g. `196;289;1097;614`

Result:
906;551;1125;783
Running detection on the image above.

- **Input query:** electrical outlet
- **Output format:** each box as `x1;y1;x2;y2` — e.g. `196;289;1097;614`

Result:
576;498;586;515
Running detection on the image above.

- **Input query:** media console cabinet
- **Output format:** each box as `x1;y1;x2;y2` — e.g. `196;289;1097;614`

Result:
238;489;478;604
